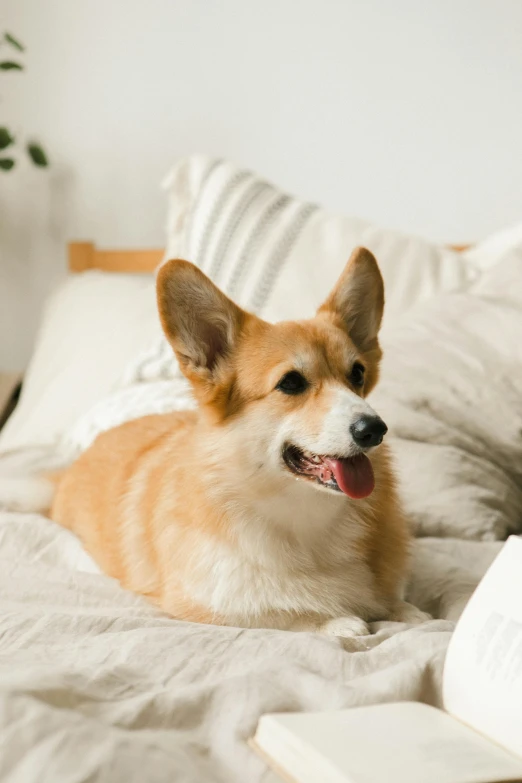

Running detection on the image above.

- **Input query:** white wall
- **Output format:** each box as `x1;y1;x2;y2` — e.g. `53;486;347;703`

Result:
1;0;522;370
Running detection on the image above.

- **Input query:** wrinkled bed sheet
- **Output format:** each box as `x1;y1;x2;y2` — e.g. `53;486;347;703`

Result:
0;448;503;783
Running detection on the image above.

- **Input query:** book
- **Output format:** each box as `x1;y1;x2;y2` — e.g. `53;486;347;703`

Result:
251;535;522;783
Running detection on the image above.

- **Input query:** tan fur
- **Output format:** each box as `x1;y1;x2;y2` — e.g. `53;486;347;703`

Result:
52;247;427;636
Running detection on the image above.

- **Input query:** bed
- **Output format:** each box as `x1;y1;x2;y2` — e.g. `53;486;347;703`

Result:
1;155;521;782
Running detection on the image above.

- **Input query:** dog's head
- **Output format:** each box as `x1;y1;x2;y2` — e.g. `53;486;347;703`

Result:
157;247;386;500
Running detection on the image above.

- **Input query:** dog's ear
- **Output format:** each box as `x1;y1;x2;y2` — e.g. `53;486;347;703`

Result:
157;260;246;386
317;247;384;353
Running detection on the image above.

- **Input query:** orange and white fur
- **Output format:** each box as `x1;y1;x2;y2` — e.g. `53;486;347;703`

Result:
51;247;428;638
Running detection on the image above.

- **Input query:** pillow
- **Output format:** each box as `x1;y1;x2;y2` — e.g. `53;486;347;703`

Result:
164;155;476;318
371;251;522;541
127;154;478;383
462;221;522;273
0;271;161;453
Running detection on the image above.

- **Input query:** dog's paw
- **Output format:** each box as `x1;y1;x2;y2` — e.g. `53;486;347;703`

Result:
388;600;432;625
319;615;370;638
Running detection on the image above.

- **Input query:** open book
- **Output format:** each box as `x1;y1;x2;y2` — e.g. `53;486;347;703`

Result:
251;536;522;783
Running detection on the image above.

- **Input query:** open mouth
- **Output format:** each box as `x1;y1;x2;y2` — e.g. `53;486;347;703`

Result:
283;444;375;499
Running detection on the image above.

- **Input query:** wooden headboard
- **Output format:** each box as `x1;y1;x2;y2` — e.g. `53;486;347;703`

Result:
68;242;164;273
68;241;471;274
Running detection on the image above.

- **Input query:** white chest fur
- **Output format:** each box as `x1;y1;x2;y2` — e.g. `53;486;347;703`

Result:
184;482;386;628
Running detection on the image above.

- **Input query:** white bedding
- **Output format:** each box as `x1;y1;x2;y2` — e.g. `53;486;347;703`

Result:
1;227;521;780
0;451;502;782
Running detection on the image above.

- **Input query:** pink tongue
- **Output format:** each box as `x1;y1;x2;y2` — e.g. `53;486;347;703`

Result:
324;454;375;499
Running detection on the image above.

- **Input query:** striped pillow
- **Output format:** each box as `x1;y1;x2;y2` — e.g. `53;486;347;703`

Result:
163;156;318;314
128;155;475;383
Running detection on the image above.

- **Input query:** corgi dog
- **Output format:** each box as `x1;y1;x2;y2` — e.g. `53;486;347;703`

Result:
51;247;428;638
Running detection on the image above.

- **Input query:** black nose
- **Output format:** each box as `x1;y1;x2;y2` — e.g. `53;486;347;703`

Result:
350;416;388;448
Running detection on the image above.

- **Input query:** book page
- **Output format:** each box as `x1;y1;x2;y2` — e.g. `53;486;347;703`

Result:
254;702;522;783
443;536;522;759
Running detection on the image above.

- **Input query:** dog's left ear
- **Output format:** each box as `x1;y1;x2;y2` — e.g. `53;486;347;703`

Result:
317;247;384;353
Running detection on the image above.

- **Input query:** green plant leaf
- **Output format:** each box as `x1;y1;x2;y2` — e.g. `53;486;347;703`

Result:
0;127;15;150
27;143;48;167
0;158;15;171
0;60;23;70
4;32;25;52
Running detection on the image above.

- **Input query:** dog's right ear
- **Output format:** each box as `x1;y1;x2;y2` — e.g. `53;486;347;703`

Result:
156;260;246;387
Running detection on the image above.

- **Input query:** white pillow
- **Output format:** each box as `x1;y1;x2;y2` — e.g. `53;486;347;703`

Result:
0;271;161;453
462;221;522;272
371;250;522;541
164;155;475;317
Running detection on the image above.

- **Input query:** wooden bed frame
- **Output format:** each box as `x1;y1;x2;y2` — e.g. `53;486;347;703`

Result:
67;242;471;274
68;242;164;273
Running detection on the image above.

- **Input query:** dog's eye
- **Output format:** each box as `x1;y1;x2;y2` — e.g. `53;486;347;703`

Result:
349;362;365;388
276;371;309;395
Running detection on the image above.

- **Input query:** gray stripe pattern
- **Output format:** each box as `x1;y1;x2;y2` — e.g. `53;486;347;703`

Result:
206;180;270;286
250;202;318;313
188;159;225;263
195;169;252;272
227;194;290;304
